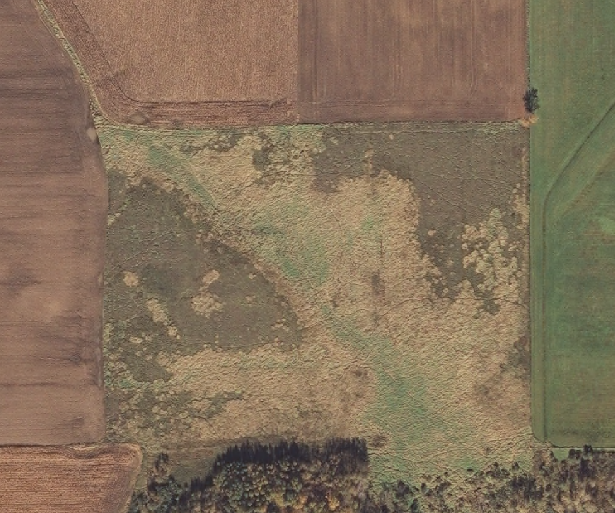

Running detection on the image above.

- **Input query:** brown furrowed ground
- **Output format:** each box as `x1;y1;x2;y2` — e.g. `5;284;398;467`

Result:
0;445;141;513
0;0;107;444
40;0;525;126
299;0;528;122
41;0;298;126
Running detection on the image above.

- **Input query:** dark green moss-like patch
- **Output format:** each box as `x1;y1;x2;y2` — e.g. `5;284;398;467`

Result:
177;132;243;157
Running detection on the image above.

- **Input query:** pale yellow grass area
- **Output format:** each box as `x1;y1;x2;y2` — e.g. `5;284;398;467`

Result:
101;125;544;485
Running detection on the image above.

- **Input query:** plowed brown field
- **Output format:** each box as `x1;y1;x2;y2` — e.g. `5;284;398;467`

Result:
42;0;526;125
0;0;107;444
299;0;528;122
0;445;141;513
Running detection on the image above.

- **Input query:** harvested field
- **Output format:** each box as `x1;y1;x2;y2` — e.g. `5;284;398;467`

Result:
98;121;541;489
0;444;141;513
41;0;298;126
531;0;615;446
41;0;525;125
0;0;106;444
299;0;527;122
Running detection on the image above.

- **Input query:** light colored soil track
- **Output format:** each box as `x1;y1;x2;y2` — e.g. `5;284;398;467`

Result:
0;0;107;444
0;445;141;513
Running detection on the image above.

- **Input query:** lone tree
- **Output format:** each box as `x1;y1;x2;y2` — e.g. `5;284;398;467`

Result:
524;87;540;113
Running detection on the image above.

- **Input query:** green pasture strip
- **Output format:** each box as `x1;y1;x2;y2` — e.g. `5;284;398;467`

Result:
530;0;615;444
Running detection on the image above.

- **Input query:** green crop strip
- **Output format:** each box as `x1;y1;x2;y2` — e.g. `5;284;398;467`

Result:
530;0;615;445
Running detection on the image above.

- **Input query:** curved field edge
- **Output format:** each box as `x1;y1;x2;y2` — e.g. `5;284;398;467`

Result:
35;0;297;126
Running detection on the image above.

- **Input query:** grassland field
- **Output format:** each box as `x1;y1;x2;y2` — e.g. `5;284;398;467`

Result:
530;0;615;446
95;117;542;490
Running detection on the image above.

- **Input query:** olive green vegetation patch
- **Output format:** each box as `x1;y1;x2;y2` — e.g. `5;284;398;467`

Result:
105;169;301;356
530;0;615;445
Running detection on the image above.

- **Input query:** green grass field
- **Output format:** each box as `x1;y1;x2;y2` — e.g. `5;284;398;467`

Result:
531;0;615;445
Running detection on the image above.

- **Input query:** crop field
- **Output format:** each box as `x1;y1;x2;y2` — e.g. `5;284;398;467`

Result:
41;0;526;126
0;445;141;513
299;0;527;122
41;0;298;126
530;0;615;446
0;0;106;444
96;119;542;489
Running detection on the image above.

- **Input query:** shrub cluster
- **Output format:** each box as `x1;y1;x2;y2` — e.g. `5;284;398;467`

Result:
128;438;373;513
401;445;615;513
524;87;540;113
129;442;615;513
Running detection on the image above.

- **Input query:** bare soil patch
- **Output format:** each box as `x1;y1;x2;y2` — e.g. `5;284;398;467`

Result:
0;0;106;444
0;444;141;513
299;0;527;122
